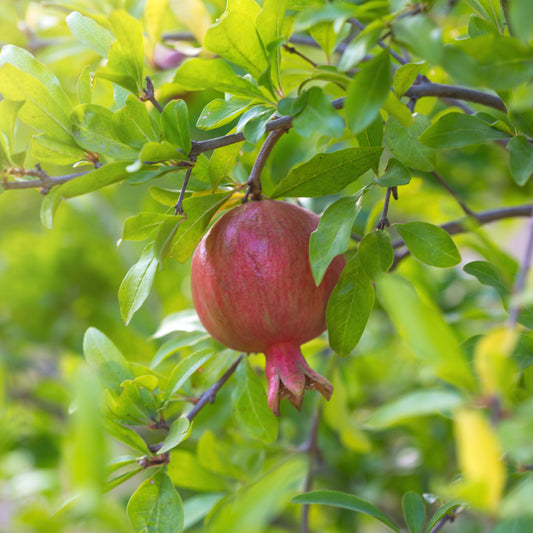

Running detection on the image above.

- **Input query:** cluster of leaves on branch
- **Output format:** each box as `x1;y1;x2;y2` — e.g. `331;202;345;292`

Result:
2;0;533;532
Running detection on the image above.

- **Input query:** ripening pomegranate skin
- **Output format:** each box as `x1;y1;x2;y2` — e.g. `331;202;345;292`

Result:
190;199;345;416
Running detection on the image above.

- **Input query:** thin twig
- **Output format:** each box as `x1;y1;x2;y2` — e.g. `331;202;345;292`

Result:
244;128;287;202
376;187;393;229
390;204;533;269
508;206;533;326
430;171;477;218
142;76;163;113
300;407;323;533
186;355;243;421
174;156;197;215
283;44;318;68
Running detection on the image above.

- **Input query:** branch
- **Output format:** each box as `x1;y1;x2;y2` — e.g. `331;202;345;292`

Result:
185;355;243;421
2;169;90;192
141;76;163;113
391;204;533;268
244;128;287;202
405;83;507;112
174;156;197;215
376;187;395;229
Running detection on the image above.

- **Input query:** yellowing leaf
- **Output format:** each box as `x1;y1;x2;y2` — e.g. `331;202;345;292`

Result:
169;0;211;44
474;326;519;399
454;408;506;511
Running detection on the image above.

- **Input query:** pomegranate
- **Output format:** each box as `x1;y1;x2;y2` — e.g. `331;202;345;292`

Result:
190;199;345;415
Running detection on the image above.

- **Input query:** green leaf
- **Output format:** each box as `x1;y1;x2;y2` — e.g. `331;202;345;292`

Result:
393;61;426;97
197;96;252;130
119;244;159;325
358;230;394;279
71;104;139;159
139;141;187;163
0;45;73;114
509;0;533;43
402;492;426;533
463;260;509;298
57;161;130;198
113;95;160;149
232;359;278;443
31;135;87;165
419;112;510;149
508;135;533;186
375;274;475;390
423;501;463;533
270;147;383;198
66;11;114;57
161;100;191;155
338;22;382;71
207;457;305;533
154;216;185;260
292;87;344;139
395;222;461;267
375;158;411;187
109;10;144;90
236;105;277;143
127;470;184;533
103;418;150;454
165;348;217;400
203;0;268;79
0;63;74;145
77;66;92;105
209;142;244;190
174;58;267;101
113;377;159;425
122;213;178;242
293;490;400;533
345;51;391;135
393;15;443;64
367;389;465;429
327;255;374;356
443;34;533;90
150;332;210;368
83;327;135;395
158;418;191;454
385;115;435;171
309;196;358;285
167;450;229;492
169;192;234;263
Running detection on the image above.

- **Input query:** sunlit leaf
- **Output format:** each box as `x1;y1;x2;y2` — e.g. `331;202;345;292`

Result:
293;490;400;532
127;469;184;533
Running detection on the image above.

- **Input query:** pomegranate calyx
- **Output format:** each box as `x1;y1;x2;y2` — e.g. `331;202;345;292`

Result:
264;342;333;417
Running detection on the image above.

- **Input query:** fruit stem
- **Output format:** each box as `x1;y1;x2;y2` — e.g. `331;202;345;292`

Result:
244;128;287;202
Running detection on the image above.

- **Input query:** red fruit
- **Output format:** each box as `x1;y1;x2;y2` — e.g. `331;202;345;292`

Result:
190;199;345;415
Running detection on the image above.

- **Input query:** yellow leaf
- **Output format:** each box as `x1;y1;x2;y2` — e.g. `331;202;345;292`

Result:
454;408;506;511
474;326;519;398
169;0;212;44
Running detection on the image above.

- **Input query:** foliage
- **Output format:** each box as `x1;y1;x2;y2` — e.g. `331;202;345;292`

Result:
1;0;533;532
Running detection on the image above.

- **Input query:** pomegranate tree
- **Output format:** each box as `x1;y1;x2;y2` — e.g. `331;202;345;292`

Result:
190;199;345;415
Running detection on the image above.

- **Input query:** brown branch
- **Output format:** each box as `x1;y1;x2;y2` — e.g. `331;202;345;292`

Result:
2;169;90;192
174;156;197;215
244;128;287;202
428;510;457;533
141;76;163;113
391;204;533;268
405;82;507;112
186;355;243;421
